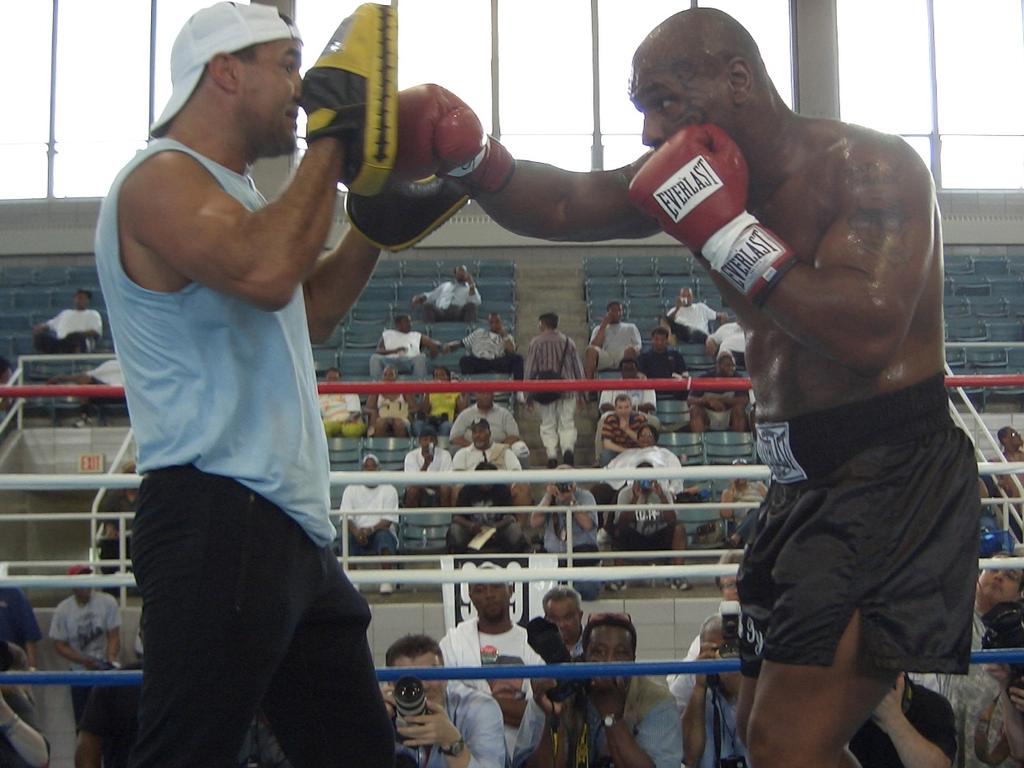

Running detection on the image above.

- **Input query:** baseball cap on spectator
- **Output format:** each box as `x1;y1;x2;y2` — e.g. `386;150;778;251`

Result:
471;418;491;431
151;2;301;136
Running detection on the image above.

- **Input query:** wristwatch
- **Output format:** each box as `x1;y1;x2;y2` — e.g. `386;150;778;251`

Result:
439;736;465;757
603;712;620;728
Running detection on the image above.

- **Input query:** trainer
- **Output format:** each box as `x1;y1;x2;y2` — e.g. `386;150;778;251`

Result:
389;8;979;768
94;3;397;765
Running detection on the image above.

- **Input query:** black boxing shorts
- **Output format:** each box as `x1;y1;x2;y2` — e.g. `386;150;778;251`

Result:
738;374;979;676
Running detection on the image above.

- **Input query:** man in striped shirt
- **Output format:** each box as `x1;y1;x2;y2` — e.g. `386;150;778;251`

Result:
525;313;585;468
445;313;525;379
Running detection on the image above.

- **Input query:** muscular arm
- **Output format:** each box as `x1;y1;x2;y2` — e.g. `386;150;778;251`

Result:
304;228;381;343
119;140;344;311
475;159;660;242
681;683;708;766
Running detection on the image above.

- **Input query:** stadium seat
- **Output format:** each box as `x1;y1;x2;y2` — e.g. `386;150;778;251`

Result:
361;436;413;471
984;320;1023;343
583;257;620;278
400;513;451;553
968;296;1008;318
703;431;756;464
946;317;988;342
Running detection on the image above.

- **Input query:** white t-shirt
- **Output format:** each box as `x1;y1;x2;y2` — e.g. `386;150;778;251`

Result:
710;322;746;357
667;303;718;334
450;405;520;444
89;358;123;386
49;591;121;670
338;484;399;530
589;322;642;355
403;446;454;473
380;329;422;357
425;281;482;311
320;393;362;423
452;443;522;472
47;308;103;339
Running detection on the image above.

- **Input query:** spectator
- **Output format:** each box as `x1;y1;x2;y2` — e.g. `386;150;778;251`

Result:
665;287;727;344
384;634;507;768
705;321;745;368
669;551;744;713
448;462;529;554
403;424;455;509
598;393;647;466
530;471;600;601
584;301;641;379
339;454;400;595
438;575;546;764
74;629;143;768
541;586;586;660
452;419;534;509
32;288;103;354
849;672;956;768
411;264;482;323
49;566;122;727
610;466;690;590
530;613;682;768
525;312;585;468
591;422;701;505
0;588;41;669
0;641;50;768
688;351;750;434
719;460;768;546
447;312;525;380
411;365;466;438
598;357;658;421
681;614;749;768
46;356;124;427
366;365;411;437
637;326;688;398
370;314;440;380
318;367;366;438
96;459;138;597
996;426;1024;500
450;391;530;464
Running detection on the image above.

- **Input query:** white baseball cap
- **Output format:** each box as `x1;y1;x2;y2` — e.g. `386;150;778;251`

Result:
151;2;300;137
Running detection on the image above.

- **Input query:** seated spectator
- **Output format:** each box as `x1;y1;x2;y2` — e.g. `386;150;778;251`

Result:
584;301;641;379
448;462;529;553
411;264;482;322
451;418;533;509
598;394;648;466
439;576;546;765
681;614;749;768
46;356;124;427
637;326;688;398
0;587;41;670
705;320;745;368
412;365;466;438
403;424;455;509
996;426;1024;500
719;460;768;546
591;422;701;505
339;454;399;594
610;465;690;590
97;459;138;595
688;351;750;433
665;287;727;344
449;390;530;464
0;641;50;768
366;366;411;437
318;367;366;438
370;314;440;380
383;634;507;768
849;672;956;768
32;288;103;353
529;614;682;768
598;357;658;419
541;586;587;660
75;627;143;768
530;470;600;600
447;313;525;380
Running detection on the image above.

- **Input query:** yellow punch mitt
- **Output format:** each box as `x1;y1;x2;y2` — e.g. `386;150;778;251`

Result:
301;4;397;196
346;177;468;252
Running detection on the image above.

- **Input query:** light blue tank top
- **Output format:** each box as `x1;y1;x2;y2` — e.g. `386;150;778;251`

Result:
94;139;334;547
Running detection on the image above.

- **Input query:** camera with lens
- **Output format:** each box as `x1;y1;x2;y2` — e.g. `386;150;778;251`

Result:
639;480;653;492
392;676;427;742
526;617;590;703
718;600;741;659
555;481;574;493
981;601;1024;680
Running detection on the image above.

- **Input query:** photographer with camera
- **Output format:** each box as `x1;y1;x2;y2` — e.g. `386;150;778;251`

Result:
974;594;1024;766
529;613;682;768
383;634;506;768
531;470;601;601
681;610;749;768
0;641;49;767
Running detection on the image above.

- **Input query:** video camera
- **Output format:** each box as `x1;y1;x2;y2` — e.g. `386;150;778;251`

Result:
526;617;589;703
981;600;1024;680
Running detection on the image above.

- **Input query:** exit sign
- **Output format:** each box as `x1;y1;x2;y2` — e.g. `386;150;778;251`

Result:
78;454;105;473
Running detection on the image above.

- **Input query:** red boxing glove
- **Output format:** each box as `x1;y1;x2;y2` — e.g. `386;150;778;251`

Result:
629;125;796;305
394;84;515;194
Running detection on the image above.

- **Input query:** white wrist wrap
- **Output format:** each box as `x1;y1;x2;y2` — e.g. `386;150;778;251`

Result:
703;212;795;304
447;145;487;178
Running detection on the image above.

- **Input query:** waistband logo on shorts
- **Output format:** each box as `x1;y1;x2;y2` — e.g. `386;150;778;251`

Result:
756;421;808;484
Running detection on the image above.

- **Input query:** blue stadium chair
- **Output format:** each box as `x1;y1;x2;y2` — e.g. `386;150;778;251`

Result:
967;348;1009;369
33;266;69;286
945;317;988;342
944;346;966;369
952;278;991;298
654;399;692;433
67;266;99;286
968;296;1008;318
675;506;727;549
349;303;392;325
429;322;470;342
620;257;656;277
400;513;451;553
361;436;413;471
2;267;36;287
12;289;53;312
312;347;338;373
943;254;974;276
474;261;515;279
654;255;692;278
372;261;402;279
623;277;663;299
988;276;1023;298
338;351;373;378
943;297;970;318
343;325;383;349
973;256;1008;276
401;261;440;279
327;437;362;469
359;283;396;303
1008;348;1024;373
476;280;515;304
583;257;620;278
397;280;438;304
984;320;1023;343
703;431;756;464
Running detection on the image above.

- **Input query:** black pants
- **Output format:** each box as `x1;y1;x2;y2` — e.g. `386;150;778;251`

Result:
33;329;92;353
128;466;394;768
458;354;525;380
